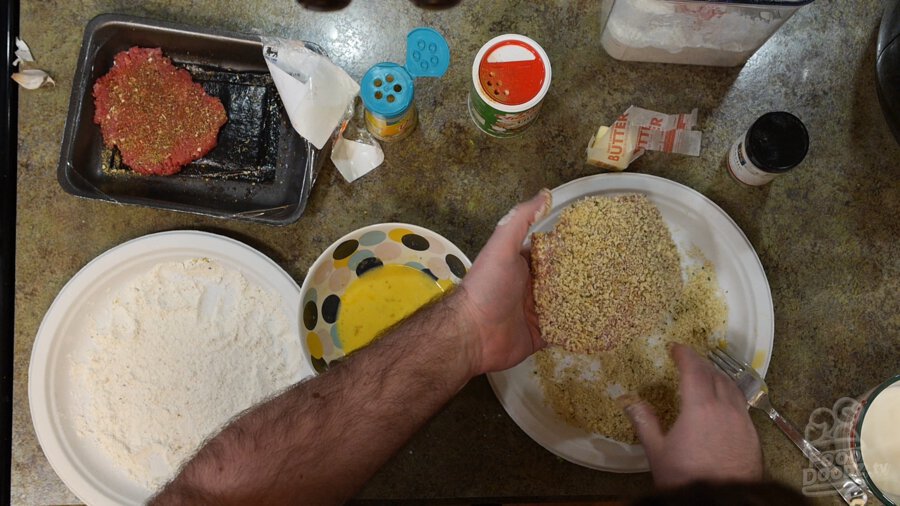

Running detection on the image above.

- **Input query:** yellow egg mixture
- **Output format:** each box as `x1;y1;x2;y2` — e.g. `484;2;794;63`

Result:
336;264;445;354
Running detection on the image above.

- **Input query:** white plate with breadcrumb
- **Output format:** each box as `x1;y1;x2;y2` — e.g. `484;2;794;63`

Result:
29;231;316;506
487;173;774;473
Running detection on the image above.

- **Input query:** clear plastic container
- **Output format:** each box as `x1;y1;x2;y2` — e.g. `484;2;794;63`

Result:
599;0;814;67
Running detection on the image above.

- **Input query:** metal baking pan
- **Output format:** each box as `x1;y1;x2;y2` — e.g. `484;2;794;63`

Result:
58;13;325;225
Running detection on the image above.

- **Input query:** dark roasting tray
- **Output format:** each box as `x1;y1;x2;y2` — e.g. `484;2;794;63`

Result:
58;13;326;225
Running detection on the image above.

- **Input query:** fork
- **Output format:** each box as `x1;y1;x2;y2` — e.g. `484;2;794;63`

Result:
708;347;869;506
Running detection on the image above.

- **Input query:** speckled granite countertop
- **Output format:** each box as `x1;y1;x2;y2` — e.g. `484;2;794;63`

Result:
12;0;900;504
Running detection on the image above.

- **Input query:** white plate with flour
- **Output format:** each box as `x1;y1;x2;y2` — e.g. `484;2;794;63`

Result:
487;173;774;473
29;231;316;506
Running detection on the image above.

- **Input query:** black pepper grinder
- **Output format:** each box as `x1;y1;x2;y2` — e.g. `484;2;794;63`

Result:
726;112;809;186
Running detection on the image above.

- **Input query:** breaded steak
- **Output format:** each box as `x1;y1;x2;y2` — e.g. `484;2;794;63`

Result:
531;194;682;354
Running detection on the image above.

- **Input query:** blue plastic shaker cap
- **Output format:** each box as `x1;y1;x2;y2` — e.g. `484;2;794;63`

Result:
361;62;415;118
360;28;450;117
406;27;450;78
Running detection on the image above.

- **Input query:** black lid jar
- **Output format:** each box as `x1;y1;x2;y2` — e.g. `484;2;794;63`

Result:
727;112;809;186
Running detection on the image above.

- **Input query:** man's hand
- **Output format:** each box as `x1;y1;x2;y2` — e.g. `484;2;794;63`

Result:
623;344;764;488
458;189;551;375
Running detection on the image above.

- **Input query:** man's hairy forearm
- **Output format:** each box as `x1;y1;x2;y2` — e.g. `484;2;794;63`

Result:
151;290;477;505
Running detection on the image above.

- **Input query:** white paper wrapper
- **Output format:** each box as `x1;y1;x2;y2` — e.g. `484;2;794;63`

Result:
261;37;359;150
587;106;702;171
331;136;384;183
329;101;385;182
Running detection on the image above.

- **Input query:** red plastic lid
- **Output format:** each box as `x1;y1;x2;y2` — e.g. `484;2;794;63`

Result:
477;40;546;106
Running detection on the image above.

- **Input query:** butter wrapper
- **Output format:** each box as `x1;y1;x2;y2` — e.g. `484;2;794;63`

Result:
587;106;702;171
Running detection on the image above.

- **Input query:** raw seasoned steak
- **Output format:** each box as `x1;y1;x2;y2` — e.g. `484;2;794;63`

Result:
93;47;227;176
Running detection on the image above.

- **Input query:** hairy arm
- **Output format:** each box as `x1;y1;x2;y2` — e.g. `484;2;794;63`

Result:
152;291;477;505
151;190;551;505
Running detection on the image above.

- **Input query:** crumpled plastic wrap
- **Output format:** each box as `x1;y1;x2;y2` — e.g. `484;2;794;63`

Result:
261;36;359;150
261;37;385;183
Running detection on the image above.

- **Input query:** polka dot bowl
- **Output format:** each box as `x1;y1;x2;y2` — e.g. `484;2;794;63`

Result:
299;223;472;372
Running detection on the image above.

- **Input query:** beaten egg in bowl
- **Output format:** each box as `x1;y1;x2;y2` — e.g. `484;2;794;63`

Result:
300;223;471;372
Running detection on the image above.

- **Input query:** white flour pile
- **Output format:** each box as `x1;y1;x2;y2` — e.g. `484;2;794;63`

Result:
72;258;304;490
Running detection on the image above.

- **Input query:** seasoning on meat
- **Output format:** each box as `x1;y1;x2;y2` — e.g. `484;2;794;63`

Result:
531;194;682;354
92;47;227;176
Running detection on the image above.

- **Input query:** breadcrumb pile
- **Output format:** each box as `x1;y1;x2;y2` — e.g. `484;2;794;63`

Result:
533;194;728;443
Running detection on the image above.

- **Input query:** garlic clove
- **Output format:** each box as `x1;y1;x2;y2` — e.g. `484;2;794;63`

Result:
13;37;35;66
12;69;55;90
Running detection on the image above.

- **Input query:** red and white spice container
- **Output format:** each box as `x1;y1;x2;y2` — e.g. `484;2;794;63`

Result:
467;34;551;137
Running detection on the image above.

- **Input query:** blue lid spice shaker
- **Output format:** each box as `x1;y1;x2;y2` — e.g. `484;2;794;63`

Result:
360;28;450;142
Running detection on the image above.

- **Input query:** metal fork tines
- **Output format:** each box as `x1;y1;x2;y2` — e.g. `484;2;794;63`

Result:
708;347;869;506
